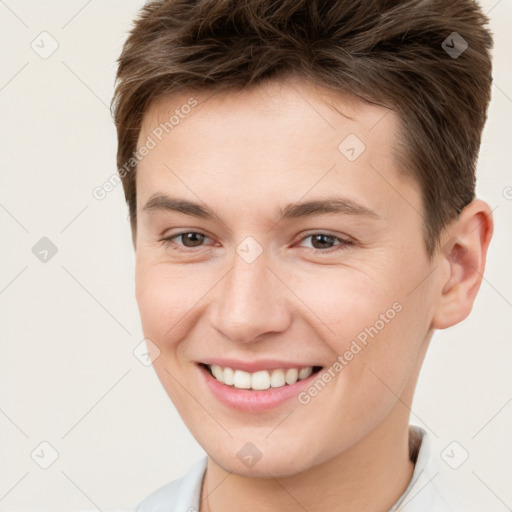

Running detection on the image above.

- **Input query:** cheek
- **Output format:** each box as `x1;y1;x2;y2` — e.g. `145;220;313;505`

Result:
290;261;427;396
134;258;200;348
289;264;395;347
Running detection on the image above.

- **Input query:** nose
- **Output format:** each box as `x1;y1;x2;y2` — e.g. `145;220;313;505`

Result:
210;249;292;344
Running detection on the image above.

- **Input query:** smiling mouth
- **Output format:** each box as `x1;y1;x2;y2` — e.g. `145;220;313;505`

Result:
200;363;323;391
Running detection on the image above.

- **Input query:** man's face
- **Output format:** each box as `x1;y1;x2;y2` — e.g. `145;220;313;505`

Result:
134;80;441;476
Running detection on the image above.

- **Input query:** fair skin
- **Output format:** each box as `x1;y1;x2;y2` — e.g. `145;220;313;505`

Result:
133;78;493;512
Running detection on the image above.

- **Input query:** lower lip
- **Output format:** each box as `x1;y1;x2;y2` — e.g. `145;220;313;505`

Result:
198;364;322;413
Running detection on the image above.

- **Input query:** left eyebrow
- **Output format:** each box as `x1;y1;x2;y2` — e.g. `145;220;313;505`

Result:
141;193;381;222
278;197;381;220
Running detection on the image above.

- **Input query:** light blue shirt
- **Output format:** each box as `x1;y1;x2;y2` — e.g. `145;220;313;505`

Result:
134;426;460;512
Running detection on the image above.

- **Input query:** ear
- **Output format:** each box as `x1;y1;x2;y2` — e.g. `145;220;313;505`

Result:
431;199;494;330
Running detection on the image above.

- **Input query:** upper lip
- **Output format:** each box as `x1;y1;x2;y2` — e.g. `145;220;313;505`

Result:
198;358;323;373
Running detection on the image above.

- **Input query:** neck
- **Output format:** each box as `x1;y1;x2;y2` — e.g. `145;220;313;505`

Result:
200;412;416;512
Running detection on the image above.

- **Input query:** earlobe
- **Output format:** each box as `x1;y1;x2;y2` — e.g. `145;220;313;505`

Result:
431;199;494;330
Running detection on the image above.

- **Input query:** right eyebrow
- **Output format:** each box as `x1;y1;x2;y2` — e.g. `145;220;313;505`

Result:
142;194;224;222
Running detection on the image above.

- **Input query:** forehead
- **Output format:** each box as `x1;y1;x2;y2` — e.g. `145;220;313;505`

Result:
140;78;398;148
135;78;419;224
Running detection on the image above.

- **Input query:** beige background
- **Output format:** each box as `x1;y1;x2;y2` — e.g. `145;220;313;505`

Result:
1;0;511;510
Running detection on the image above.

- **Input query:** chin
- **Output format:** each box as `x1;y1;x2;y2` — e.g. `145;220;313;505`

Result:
207;441;319;478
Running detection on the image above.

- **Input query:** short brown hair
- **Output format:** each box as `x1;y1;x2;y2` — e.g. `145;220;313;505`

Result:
111;0;493;256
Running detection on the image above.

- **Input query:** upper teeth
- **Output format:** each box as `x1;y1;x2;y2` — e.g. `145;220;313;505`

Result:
208;365;314;390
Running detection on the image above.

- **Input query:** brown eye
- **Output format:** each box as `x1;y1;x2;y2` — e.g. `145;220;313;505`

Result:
176;232;206;247
162;231;211;250
297;233;353;252
309;234;337;249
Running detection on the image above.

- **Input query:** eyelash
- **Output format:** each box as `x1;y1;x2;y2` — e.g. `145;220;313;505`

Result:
161;231;354;254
